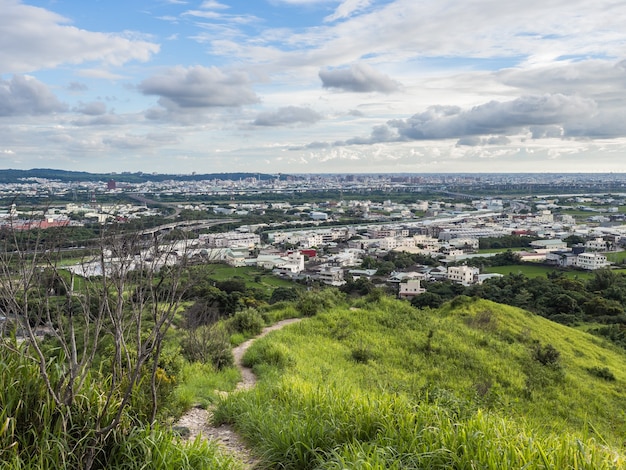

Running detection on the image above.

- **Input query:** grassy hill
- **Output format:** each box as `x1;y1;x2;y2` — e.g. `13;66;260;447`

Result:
215;295;626;469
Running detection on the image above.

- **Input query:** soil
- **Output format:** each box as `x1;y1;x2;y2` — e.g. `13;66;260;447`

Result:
174;318;302;468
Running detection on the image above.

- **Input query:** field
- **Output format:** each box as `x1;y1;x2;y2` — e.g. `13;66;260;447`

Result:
477;247;525;254
192;264;296;288
483;263;626;279
606;250;626;264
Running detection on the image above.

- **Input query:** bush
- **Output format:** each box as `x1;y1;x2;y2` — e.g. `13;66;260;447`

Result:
533;343;561;367
229;308;265;336
181;323;234;369
587;366;616;381
269;286;299;304
297;289;346;317
243;341;293;370
351;345;376;363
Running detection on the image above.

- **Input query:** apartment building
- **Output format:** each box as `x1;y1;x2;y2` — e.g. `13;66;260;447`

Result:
576;252;609;270
447;265;480;286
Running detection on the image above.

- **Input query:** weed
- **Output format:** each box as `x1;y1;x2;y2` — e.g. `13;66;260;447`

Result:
351;344;375;363
587;366;616;381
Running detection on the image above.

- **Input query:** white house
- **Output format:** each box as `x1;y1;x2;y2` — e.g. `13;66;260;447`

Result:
314;266;346;286
398;279;426;299
447;265;480;286
545;251;578;268
576;252;609;270
585;237;608;252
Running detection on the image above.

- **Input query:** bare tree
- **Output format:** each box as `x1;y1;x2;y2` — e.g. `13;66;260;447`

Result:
0;215;192;468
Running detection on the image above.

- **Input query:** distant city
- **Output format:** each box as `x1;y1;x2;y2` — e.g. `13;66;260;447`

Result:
2;170;626;200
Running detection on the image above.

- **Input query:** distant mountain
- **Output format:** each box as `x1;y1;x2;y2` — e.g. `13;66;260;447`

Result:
0;169;280;184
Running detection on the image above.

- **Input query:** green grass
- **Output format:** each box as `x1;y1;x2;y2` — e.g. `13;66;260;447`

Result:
606;251;626;264
214;296;626;468
0;340;237;470
201;264;295;288
477;247;525;254
485;264;626;279
484;264;596;279
172;362;241;409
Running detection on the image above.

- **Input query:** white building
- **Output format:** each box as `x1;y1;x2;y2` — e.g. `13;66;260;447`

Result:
447;265;480;286
310;211;328;220
585;237;608;252
398;279;426;299
576;252;609;270
378;237;399;250
448;237;480;251
545;251;578;268
413;235;441;251
273;252;305;276
314;266;346;286
529;239;568;253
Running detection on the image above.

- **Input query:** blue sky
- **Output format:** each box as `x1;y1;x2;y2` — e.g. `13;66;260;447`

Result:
2;0;626;174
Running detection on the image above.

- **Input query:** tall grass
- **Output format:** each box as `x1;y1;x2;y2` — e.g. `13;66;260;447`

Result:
0;340;239;469
172;361;240;410
216;377;623;469
213;296;626;469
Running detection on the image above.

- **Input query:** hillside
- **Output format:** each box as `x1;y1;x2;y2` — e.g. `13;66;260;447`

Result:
214;295;626;469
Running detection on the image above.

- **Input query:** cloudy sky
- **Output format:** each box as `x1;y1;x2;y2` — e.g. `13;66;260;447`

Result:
2;0;626;174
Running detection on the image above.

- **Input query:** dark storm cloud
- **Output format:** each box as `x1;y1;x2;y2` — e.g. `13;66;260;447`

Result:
253;106;322;126
139;65;259;111
319;63;401;93
0;74;67;116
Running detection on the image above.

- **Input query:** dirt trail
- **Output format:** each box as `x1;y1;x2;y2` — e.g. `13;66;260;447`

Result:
174;318;302;468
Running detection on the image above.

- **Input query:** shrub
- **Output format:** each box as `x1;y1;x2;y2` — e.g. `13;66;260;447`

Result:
533;343;561;367
243;341;292;370
297;289;346;317
587;366;616;381
269;286;299;304
181;323;234;369
351;344;376;364
229;308;265;336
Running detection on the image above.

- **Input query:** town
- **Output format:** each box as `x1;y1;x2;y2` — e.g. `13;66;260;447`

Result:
2;171;626;301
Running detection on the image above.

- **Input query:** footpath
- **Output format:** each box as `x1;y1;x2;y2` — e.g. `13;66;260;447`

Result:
174;318;302;468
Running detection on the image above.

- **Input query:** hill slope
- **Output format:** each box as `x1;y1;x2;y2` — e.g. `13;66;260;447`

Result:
215;295;626;469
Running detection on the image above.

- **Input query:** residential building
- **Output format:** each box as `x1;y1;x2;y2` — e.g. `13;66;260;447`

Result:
447;265;480;286
576;252;609;270
585;237;608;252
314;266;346;286
529;239;568;253
399;279;426;299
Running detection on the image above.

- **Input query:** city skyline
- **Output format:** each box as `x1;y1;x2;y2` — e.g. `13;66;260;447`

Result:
2;0;626;174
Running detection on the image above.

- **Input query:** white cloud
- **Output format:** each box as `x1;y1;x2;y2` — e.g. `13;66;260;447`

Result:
319;63;400;93
75;101;107;116
324;0;372;22
139;65;260;113
0;0;159;74
253;106;322;126
199;1;229;9
0;74;67;116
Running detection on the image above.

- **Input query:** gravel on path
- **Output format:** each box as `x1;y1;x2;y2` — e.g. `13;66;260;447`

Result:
174;318;302;468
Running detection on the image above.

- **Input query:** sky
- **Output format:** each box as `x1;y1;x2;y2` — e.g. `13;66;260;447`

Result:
2;0;626;175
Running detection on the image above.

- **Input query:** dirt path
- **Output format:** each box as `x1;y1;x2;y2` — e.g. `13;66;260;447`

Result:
174;318;302;468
